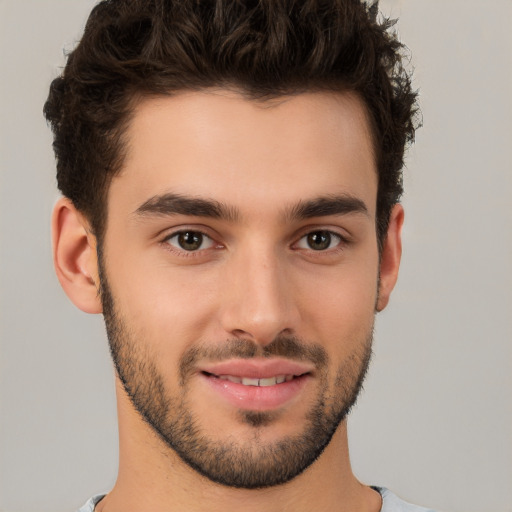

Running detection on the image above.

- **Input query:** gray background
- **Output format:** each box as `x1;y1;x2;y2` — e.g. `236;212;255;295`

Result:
1;1;511;511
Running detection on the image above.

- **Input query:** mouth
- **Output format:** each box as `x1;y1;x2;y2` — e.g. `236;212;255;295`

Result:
198;359;313;411
202;372;305;386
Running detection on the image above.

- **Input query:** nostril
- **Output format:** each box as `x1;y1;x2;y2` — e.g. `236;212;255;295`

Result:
231;329;249;338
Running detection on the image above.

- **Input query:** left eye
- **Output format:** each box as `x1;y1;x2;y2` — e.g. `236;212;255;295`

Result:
165;231;215;251
296;230;342;251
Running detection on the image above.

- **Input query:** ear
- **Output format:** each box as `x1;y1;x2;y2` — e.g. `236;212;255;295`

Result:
52;197;103;314
376;203;404;312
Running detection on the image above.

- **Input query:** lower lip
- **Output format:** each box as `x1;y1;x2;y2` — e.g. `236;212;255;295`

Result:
200;373;310;411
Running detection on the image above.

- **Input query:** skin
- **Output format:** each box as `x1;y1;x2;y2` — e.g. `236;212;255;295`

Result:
52;89;403;512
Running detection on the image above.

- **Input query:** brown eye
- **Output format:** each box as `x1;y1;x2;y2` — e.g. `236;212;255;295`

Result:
166;231;214;251
296;230;341;251
307;231;331;250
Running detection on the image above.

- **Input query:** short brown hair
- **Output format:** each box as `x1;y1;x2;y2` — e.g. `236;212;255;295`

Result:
44;0;419;246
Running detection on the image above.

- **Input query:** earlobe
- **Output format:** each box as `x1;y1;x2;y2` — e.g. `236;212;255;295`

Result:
52;197;103;314
376;204;404;312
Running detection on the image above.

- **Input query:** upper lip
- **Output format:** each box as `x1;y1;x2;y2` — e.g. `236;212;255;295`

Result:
199;358;314;379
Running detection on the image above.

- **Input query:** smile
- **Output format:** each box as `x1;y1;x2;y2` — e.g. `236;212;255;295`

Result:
206;373;300;386
199;361;313;411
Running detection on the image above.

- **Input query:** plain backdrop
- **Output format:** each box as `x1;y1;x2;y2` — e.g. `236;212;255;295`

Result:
1;1;511;511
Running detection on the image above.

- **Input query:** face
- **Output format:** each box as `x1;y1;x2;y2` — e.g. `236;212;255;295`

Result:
99;90;382;488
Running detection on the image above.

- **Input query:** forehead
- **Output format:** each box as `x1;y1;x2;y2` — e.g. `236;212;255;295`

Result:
109;89;377;219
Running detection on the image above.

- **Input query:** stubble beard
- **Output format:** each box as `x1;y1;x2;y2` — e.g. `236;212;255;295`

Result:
98;258;374;489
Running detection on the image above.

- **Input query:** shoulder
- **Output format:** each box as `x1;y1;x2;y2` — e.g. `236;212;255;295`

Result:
76;494;106;512
374;487;439;512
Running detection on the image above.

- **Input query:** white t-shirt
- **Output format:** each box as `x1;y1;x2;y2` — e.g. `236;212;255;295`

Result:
77;487;438;511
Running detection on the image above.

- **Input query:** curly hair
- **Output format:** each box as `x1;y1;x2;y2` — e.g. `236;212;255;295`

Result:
44;0;418;247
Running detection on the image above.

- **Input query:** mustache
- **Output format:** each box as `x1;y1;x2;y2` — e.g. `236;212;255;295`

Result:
179;335;328;383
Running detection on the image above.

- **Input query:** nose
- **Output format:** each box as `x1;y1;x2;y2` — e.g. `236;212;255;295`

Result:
219;243;299;346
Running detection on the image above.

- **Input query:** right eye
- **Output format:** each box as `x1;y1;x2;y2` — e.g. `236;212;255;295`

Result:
164;231;215;252
295;230;343;251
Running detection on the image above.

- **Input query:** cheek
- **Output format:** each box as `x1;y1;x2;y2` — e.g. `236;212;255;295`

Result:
295;257;378;353
106;253;221;355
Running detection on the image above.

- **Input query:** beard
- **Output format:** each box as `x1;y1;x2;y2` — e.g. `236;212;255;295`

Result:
99;258;374;489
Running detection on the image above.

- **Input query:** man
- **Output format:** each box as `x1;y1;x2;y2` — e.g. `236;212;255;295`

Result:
45;0;427;510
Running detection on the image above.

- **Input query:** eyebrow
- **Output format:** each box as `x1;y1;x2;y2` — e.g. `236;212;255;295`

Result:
285;195;369;220
133;192;368;222
133;193;240;222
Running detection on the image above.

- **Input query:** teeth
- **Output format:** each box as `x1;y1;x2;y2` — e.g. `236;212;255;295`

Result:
241;377;260;386
259;377;277;387
219;375;242;384
217;374;291;386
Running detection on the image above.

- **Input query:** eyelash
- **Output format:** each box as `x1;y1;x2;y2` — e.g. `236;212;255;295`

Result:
294;230;346;252
161;229;219;256
160;228;349;257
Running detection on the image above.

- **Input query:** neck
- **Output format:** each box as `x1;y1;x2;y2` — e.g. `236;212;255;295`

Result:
97;381;381;512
